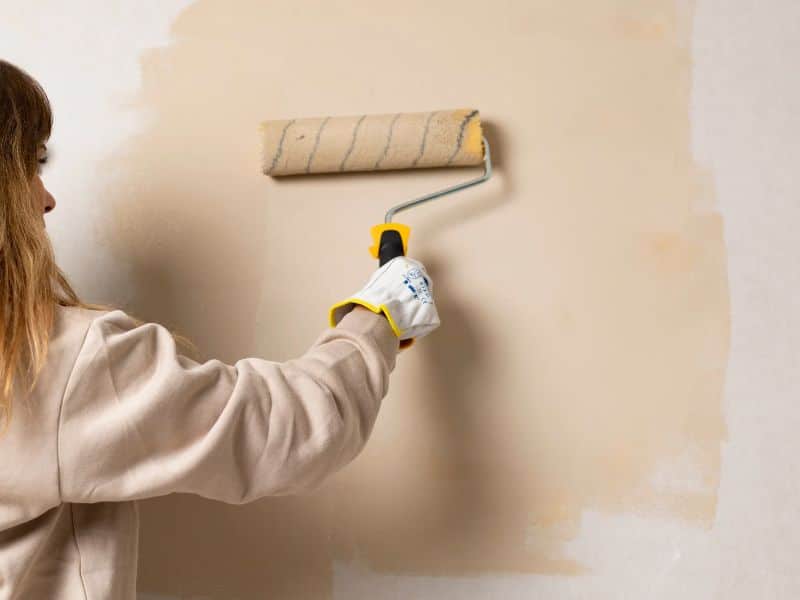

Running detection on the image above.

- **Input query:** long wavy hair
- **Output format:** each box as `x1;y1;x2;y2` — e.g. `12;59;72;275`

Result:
0;61;195;431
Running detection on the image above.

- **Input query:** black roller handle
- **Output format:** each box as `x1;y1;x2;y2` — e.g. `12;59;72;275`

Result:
378;229;406;266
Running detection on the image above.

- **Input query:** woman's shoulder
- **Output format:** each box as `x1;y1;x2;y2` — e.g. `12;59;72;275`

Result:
54;305;138;340
57;303;120;323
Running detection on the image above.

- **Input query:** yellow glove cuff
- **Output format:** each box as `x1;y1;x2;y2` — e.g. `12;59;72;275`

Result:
329;299;415;350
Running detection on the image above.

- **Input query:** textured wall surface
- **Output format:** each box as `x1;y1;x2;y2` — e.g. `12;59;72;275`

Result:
1;0;797;598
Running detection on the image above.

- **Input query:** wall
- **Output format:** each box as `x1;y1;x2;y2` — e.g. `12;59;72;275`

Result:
1;0;798;598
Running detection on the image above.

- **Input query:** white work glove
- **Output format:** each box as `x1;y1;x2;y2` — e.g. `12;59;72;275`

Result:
329;257;440;349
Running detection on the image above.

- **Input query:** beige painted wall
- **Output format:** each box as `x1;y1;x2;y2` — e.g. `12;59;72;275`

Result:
4;0;798;598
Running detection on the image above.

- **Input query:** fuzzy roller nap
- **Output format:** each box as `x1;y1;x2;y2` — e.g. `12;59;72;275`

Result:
261;109;484;176
260;108;491;265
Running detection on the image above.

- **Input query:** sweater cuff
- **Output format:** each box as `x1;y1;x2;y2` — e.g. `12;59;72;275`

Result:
336;306;400;365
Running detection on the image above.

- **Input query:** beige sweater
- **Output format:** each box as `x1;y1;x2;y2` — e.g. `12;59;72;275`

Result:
0;304;399;599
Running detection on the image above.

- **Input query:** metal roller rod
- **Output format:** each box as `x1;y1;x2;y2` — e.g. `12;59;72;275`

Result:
384;136;493;223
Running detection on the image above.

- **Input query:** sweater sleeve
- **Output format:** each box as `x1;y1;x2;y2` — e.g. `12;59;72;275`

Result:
57;307;399;504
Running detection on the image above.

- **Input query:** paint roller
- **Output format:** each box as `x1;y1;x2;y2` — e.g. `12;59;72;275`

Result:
260;108;492;265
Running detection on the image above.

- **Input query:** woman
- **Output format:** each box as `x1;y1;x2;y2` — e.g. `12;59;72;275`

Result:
0;60;439;599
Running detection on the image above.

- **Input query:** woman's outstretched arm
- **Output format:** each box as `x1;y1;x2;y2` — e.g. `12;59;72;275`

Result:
57;306;399;504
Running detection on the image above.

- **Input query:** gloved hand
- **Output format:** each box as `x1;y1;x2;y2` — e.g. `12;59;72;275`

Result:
329;257;440;349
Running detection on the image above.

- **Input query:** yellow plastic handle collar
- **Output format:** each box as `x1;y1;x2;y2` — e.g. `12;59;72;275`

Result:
368;223;411;260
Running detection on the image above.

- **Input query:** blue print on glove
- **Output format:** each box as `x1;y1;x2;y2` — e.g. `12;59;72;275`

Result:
403;268;433;304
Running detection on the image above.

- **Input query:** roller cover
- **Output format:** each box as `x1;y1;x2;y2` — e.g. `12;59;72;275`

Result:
261;108;484;176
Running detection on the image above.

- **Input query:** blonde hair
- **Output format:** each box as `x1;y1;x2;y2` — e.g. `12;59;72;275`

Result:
0;60;193;431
